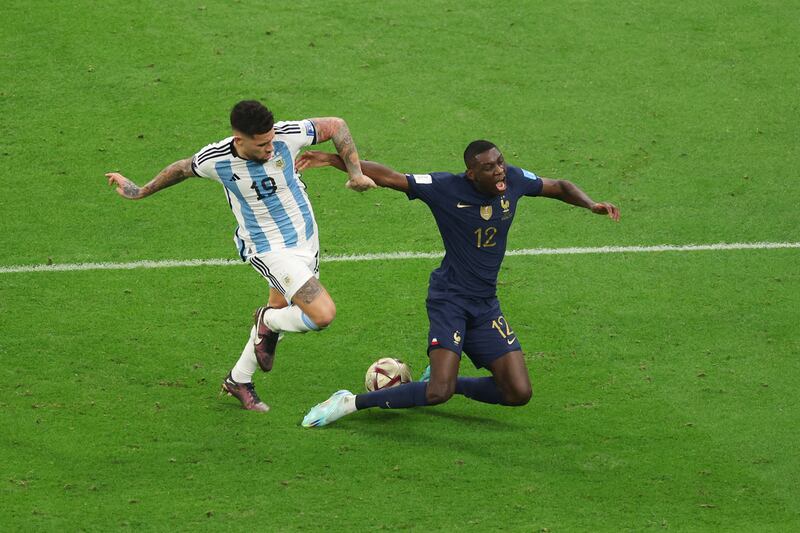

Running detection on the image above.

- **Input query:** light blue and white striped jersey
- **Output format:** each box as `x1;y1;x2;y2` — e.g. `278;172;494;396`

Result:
191;120;318;260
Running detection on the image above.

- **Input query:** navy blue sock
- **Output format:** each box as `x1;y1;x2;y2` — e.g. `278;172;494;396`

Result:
355;381;429;410
455;377;504;404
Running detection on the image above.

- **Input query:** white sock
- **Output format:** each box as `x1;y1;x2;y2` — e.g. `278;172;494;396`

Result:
231;325;258;383
264;306;320;333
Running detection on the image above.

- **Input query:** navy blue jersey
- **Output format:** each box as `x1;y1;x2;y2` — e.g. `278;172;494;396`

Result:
405;165;543;297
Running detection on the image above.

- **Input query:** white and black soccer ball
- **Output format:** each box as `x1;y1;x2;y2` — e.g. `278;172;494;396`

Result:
365;357;412;392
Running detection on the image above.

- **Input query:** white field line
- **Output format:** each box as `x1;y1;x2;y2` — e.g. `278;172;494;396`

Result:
1;241;798;275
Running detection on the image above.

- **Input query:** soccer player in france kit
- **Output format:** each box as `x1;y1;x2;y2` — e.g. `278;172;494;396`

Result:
106;100;375;412
295;140;620;427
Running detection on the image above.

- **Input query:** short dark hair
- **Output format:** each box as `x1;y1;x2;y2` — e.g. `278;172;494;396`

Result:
463;140;497;168
230;100;275;136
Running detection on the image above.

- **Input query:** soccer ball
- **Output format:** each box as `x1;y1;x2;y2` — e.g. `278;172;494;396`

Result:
365;357;412;392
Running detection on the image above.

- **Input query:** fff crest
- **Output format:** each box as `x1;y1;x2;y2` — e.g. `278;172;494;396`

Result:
500;196;512;220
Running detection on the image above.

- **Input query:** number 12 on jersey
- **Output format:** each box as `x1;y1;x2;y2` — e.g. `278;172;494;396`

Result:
474;226;497;248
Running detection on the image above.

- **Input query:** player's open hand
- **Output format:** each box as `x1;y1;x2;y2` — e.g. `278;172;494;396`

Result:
106;172;142;200
591;202;620;221
346;174;377;192
296;151;335;171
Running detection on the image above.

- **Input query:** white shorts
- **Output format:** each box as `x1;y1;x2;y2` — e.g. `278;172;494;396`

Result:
248;238;320;302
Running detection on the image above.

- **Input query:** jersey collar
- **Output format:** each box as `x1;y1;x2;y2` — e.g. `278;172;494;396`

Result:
229;138;242;159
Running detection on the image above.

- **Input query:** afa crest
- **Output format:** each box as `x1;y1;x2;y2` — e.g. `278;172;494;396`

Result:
275;158;285;169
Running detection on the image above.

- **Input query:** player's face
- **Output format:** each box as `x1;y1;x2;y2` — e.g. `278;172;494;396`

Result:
234;129;276;162
467;148;507;196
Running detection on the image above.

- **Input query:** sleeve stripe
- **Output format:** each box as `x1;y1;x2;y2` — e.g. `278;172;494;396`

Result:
274;126;302;134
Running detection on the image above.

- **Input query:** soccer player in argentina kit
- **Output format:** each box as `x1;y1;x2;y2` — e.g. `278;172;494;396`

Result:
106;100;375;412
295;140;619;427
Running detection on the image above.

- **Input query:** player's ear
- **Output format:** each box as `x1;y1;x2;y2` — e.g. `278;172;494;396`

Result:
465;167;475;180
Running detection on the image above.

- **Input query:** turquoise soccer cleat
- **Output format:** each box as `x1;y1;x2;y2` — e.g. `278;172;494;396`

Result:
419;365;431;382
302;390;355;428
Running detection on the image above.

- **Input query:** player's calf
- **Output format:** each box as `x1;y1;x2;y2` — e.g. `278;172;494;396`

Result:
253;306;279;371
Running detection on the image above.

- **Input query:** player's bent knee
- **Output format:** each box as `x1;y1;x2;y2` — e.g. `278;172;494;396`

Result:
503;384;532;406
312;306;336;329
302;299;336;329
503;383;533;406
425;382;455;405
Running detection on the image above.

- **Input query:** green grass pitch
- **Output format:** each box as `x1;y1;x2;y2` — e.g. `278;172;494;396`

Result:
2;0;799;530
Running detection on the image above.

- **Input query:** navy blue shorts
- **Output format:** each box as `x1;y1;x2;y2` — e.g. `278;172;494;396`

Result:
425;292;522;369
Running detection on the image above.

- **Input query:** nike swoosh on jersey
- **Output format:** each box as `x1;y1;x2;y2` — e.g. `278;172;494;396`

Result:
506;336;517;345
457;202;474;208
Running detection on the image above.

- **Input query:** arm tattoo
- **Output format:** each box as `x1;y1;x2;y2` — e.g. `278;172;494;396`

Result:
140;159;193;197
331;125;361;178
312;118;361;178
313;119;338;143
293;277;323;305
122;182;141;198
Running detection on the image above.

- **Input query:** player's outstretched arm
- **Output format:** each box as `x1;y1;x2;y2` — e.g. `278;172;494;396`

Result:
309;117;376;192
296;151;409;192
106;158;194;200
539;178;620;221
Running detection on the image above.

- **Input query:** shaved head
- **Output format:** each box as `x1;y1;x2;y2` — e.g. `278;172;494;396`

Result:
463;140;497;169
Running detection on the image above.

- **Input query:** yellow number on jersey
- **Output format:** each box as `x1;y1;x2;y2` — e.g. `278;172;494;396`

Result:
474;226;497;248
